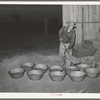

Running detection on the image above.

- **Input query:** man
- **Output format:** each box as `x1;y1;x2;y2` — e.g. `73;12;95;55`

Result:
59;23;76;68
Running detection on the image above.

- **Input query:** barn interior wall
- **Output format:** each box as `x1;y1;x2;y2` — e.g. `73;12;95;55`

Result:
62;5;100;43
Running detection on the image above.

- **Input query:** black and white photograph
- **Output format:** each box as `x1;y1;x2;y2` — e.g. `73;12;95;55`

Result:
0;1;100;95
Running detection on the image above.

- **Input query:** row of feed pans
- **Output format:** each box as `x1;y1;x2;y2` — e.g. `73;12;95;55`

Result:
8;62;100;82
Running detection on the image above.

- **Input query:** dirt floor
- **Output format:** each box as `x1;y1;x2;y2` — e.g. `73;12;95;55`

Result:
0;36;100;93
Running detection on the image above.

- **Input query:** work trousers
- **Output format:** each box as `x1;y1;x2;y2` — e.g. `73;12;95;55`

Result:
59;42;72;68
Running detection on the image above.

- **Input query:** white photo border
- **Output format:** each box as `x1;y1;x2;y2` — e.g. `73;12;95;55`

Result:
0;1;100;98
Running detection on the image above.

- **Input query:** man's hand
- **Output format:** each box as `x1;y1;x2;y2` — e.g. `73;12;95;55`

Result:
59;38;63;42
66;49;70;54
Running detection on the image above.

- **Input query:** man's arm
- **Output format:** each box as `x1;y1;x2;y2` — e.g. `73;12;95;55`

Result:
68;30;76;50
59;27;63;41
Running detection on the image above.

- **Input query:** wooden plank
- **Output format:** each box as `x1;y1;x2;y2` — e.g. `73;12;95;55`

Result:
73;5;78;22
74;5;82;43
83;5;100;40
83;5;89;40
62;5;68;26
92;5;97;39
76;23;82;43
70;5;74;23
97;5;100;21
97;5;100;39
75;5;82;43
62;5;73;26
77;5;82;22
62;5;100;42
62;5;66;26
73;5;82;43
95;5;100;39
88;5;94;40
62;5;82;43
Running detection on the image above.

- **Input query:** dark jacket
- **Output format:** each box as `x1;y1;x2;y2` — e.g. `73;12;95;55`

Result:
59;27;76;50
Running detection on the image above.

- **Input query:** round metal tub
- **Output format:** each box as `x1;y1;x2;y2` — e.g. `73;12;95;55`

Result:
95;62;100;71
20;62;35;72
65;66;79;75
8;68;25;79
76;63;90;70
34;64;48;73
49;65;63;72
69;71;86;82
49;70;66;82
84;67;100;78
27;69;44;80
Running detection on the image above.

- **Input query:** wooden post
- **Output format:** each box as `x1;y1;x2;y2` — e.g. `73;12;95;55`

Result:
81;6;85;45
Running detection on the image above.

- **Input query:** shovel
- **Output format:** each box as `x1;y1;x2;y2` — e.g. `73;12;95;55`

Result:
62;42;80;66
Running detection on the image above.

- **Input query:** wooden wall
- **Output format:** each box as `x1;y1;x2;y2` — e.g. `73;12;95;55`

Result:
62;5;100;43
